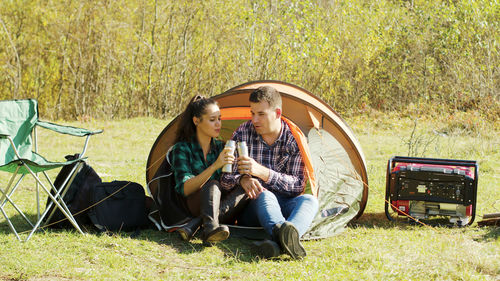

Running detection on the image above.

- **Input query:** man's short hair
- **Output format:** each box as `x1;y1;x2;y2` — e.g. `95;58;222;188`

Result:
249;86;282;109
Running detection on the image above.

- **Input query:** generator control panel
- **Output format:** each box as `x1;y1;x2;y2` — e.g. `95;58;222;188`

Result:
390;165;474;204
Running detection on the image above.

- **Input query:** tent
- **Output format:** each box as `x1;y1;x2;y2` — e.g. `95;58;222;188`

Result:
146;80;368;239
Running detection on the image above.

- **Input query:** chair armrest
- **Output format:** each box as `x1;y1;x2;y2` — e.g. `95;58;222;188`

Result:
36;121;103;137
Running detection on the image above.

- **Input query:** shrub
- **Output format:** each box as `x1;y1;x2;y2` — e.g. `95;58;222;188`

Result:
0;0;497;121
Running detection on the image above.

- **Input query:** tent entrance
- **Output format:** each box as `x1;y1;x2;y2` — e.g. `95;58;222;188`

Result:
303;128;365;239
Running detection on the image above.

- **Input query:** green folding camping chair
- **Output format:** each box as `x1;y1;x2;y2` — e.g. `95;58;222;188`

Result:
0;99;102;241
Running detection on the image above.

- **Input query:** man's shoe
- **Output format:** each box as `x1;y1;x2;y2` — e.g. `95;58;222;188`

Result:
252;239;281;258
278;222;306;259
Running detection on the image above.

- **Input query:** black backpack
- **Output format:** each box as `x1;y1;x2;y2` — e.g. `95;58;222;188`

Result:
44;154;102;228
45;155;150;232
88;181;149;232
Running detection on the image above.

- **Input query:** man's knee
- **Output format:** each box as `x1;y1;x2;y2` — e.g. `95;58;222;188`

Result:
256;190;276;202
300;194;319;210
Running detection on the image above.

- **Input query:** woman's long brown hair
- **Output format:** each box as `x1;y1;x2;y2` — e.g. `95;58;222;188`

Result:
175;95;217;143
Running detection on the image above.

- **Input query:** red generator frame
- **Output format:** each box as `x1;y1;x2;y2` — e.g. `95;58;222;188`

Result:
385;156;478;226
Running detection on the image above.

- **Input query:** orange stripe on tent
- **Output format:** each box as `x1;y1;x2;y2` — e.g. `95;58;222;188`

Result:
221;107;251;120
282;117;318;197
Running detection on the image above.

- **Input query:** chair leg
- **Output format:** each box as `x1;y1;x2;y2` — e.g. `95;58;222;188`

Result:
0;163;83;242
0;172;34;227
0;167;28;241
33;126;40;220
43;163;82;225
24;165;84;241
42;170;74;221
0;205;21;241
0;167;18;204
36;176;40;221
0;185;35;228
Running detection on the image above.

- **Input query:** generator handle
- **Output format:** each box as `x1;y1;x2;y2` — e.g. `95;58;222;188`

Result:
385;157;395;221
470;160;479;225
389;156;477;168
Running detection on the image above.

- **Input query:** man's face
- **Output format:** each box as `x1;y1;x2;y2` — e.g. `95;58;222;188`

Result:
250;101;280;136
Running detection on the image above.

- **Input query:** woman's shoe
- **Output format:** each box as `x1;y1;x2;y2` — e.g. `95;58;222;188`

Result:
200;181;229;243
176;217;202;241
202;224;230;243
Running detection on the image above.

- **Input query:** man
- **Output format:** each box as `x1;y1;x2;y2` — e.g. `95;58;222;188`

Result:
221;86;318;259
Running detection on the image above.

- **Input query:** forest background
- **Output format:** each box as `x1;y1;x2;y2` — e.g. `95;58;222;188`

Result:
0;0;498;125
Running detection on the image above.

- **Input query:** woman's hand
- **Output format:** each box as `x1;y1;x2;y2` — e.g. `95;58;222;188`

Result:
214;147;235;169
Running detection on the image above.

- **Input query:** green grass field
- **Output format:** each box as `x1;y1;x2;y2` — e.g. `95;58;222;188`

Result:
1;117;499;280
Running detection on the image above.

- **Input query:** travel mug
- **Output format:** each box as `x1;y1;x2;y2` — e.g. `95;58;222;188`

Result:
237;141;248;157
222;140;236;173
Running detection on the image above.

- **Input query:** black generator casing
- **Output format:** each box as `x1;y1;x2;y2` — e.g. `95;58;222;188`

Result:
385;156;478;226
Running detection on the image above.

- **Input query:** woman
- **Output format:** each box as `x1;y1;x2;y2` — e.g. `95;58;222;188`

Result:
170;95;248;243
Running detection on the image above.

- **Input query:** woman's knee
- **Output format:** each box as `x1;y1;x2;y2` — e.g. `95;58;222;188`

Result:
205;179;220;188
201;180;221;195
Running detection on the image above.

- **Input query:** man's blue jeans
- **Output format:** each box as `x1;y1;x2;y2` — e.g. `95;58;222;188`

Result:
238;190;319;237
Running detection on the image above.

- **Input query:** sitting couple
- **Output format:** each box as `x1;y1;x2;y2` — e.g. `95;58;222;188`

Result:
170;86;318;259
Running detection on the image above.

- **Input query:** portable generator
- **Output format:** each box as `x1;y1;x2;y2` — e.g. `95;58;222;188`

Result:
385;156;478;226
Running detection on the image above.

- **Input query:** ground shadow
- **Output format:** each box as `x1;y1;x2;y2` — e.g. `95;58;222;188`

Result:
131;227;284;263
348;211;476;230
476;225;500;242
348;212;412;229
0;212;95;241
0;212;41;236
0;213;296;262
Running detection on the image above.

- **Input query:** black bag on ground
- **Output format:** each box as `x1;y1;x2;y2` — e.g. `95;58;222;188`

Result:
88;181;149;232
44;154;102;228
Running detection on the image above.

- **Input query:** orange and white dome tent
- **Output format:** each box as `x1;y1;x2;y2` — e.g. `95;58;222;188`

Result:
146;80;368;239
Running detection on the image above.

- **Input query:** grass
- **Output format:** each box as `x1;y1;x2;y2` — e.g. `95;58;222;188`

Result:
0;116;499;280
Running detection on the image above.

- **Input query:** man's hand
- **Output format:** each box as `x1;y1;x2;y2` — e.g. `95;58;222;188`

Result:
237;156;270;181
239;175;264;199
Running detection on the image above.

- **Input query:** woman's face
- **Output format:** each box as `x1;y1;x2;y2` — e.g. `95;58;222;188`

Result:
194;103;221;138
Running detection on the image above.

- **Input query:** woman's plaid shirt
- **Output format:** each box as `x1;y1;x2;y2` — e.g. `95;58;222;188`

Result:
170;137;224;196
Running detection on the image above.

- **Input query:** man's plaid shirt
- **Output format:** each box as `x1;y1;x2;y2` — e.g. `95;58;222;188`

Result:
220;120;305;197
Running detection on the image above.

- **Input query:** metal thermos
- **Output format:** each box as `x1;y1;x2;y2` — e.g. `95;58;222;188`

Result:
237;141;248;157
222;140;236;173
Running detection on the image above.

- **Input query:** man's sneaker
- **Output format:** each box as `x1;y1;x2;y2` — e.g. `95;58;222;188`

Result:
252;239;281;258
278;222;306;259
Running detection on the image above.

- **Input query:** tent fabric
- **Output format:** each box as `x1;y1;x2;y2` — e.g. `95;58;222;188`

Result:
0;99;95;174
146;80;368;239
302;128;364;239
